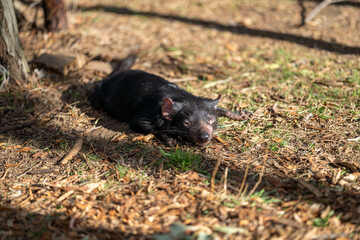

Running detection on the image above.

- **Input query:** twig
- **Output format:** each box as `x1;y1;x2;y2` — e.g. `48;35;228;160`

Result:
298;179;322;198
305;0;345;24
270;95;288;103
0;65;9;92
59;138;83;165
272;102;279;115
248;157;267;196
304;124;327;131
210;158;222;192
313;81;337;87
82;126;103;133
17;162;41;179
69;216;76;229
168;76;198;83
310;233;348;240
28;187;34;201
0;168;9;181
56;190;75;203
237;162;250;197
0;64;10;92
223;167;228;193
203;77;233;88
271;218;302;228
347;136;360;142
227;183;240;194
38;182;80;191
81;120;118;133
0;118;37;134
239;183;249;201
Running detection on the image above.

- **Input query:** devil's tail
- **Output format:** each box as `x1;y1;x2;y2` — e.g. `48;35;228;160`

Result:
89;53;137;109
108;53;137;77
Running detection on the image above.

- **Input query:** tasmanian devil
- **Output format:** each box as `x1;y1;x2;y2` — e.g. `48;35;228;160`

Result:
90;57;252;146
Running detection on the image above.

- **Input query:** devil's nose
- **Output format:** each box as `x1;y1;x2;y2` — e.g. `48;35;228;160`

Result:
199;132;211;143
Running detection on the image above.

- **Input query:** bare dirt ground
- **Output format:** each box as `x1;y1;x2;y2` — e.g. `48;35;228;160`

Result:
1;0;360;239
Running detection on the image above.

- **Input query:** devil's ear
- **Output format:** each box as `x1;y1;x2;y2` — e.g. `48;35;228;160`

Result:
208;94;221;109
162;98;175;120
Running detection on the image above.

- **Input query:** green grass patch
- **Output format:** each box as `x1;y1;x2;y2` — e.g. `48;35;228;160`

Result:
313;210;335;227
159;147;206;174
85;153;102;161
250;189;282;206
116;163;130;178
30;225;48;239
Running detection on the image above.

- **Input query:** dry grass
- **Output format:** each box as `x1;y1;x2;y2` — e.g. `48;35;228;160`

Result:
1;0;359;239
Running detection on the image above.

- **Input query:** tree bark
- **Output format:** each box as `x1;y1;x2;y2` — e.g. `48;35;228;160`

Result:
43;0;67;32
0;0;29;86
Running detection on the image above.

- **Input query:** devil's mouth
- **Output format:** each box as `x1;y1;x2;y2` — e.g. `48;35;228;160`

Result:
197;141;210;146
193;137;212;146
181;134;212;146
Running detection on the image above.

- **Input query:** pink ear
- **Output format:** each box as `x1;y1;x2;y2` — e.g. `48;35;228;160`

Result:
162;98;175;120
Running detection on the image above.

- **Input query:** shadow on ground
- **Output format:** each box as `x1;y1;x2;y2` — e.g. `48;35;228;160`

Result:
77;5;360;55
0;206;151;239
306;0;360;8
0;72;359;238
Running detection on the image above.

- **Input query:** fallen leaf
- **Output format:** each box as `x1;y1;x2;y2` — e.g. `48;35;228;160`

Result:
81;180;106;193
214;136;227;145
17;147;32;152
4;163;19;167
225;43;237;52
112;134;127;142
132;134;154;142
264;63;280;70
108;209;117;216
239;219;250;226
32;152;48;159
3;145;22;150
214;226;248;234
233;137;242;143
272;138;283;143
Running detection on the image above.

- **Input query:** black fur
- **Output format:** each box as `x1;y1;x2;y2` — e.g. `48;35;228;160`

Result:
90;70;219;146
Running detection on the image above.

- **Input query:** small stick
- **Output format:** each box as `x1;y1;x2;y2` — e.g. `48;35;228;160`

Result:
238;183;249;202
237;162;250;197
347;136;360;142
223;167;228;193
69;216;76;229
17;162;41;179
248;157;266;196
298;179;322;198
210;158;222;192
82;126;103;133
0;65;10;92
0;118;36;134
203;77;233;88
0;168;9;180
81;120;118;133
59;138;83;165
305;0;345;24
168;77;198;83
56;190;75;203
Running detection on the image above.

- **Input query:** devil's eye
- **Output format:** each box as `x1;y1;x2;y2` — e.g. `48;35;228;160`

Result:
183;119;191;127
207;115;216;124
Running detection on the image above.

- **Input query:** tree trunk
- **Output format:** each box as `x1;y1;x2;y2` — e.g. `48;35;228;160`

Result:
0;0;29;87
43;0;67;32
